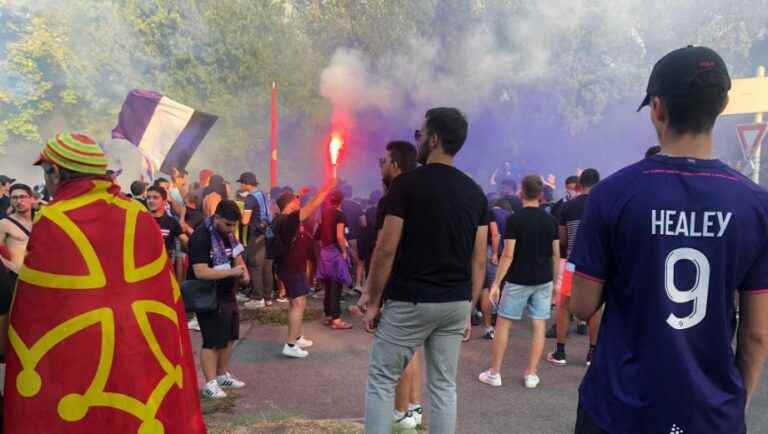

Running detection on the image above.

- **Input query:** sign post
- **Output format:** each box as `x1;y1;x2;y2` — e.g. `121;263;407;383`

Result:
722;66;767;183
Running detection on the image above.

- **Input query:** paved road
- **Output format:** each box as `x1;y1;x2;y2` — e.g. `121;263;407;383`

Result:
193;305;768;434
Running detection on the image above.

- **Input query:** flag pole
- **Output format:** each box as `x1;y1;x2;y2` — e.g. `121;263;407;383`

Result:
271;82;279;188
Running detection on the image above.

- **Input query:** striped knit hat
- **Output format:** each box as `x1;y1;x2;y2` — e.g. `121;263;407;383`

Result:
34;132;108;175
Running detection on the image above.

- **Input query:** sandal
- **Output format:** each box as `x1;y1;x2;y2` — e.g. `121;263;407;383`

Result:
330;320;353;330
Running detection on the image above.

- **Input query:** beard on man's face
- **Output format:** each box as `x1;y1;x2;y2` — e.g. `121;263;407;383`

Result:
417;140;430;165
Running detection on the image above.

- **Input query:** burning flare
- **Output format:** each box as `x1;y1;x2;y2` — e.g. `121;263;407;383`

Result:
329;134;343;165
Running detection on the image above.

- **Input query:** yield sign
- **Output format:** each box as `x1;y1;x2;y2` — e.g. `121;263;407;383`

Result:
737;123;768;161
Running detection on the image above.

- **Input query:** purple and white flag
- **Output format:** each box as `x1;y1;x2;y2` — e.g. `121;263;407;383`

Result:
112;89;217;177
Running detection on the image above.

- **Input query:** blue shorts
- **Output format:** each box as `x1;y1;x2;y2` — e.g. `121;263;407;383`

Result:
498;282;553;320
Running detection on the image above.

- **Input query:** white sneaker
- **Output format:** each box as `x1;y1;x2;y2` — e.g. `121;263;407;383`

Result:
243;299;266;310
282;343;309;358
478;370;502;387
524;373;540;389
201;379;227;399
236;293;249;303
217;372;246;389
295;336;314;348
187;318;200;332
276;296;289;303
393;410;418;430
409;405;423;427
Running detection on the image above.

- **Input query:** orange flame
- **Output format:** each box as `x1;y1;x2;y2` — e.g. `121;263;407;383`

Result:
329;134;343;165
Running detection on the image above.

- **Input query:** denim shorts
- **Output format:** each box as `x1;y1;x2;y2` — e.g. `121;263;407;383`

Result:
498;282;553;320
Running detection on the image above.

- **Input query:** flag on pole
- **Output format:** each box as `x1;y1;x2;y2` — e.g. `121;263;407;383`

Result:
112;90;217;177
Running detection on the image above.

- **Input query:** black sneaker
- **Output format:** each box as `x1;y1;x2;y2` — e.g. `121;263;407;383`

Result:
586;347;595;367
547;350;567;366
576;322;588;335
546;324;557;339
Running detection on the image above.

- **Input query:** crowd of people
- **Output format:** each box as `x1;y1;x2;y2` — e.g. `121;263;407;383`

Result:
0;45;767;434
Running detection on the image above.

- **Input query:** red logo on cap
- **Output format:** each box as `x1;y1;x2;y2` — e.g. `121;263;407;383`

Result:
699;60;715;69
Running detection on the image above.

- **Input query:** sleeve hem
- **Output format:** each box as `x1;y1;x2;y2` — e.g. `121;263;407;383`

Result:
573;270;605;284
740;288;768;294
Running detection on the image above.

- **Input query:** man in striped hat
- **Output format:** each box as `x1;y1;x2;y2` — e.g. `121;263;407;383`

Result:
3;132;206;434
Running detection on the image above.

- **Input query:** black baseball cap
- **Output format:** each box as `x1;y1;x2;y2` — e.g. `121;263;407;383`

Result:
638;45;731;112
236;172;259;186
0;175;16;185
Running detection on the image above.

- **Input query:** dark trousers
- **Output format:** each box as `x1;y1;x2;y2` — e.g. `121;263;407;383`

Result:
323;280;342;319
575;405;608;434
246;237;274;301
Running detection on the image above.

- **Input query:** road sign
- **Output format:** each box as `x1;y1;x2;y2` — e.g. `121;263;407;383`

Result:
736;123;768;163
722;66;766;184
722;74;768;115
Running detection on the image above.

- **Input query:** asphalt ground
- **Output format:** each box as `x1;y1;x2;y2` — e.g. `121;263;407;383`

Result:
193;299;768;434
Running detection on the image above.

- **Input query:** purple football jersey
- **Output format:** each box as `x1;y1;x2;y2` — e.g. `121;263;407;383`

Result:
571;155;768;434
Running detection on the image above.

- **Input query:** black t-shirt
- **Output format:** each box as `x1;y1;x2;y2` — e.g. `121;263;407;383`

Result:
275;211;309;274
155;214;182;255
375;194;393;231
342;200;363;240
504;207;558;285
0;195;9;220
383;163;490;303
187;225;237;304
550;198;566;223
558;194;589;259
0;263;13;315
500;194;523;213
185;207;204;231
319;206;347;247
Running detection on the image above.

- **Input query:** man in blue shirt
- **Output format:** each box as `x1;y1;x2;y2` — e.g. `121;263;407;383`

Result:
570;46;768;434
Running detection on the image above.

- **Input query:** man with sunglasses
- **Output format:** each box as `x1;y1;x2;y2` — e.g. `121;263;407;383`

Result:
363;108;489;434
0;184;34;278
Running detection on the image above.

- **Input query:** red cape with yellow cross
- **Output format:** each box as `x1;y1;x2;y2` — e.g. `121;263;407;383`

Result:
4;178;206;434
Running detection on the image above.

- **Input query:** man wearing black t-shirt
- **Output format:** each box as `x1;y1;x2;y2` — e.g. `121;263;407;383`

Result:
363;108;489;434
146;186;187;256
187;200;250;399
271;180;335;358
479;175;560;390
548;169;602;367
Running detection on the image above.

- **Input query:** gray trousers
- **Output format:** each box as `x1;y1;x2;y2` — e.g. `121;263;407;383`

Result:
246;237;274;301
364;300;470;434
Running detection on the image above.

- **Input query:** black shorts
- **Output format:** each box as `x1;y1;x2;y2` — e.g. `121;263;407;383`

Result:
279;272;310;299
0;272;17;316
575;405;608;434
197;304;239;349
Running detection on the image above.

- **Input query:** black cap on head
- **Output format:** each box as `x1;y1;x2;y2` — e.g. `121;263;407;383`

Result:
638;45;731;112
236;172;259;186
0;175;16;185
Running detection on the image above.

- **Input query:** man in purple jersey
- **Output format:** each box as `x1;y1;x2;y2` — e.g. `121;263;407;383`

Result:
570;46;768;434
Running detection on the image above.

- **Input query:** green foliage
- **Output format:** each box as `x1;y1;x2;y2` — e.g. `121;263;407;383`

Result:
0;0;766;175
